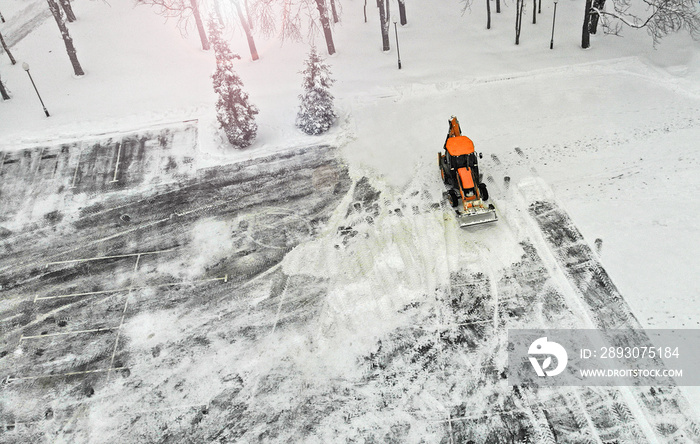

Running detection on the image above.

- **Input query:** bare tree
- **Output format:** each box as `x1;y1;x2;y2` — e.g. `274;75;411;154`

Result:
364;0;368;22
232;0;259;60
461;0;490;29
589;0;606;33
212;0;225;24
136;0;210;50
585;0;700;47
582;0;593;47
314;0;336;54
496;0;501;13
377;0;390;50
250;0;277;37
515;0;524;43
59;0;76;22
47;0;84;75
279;0;302;41
487;0;491;28
0;71;9;100
277;0;323;44
0;31;16;65
329;0;339;23
398;0;407;24
532;0;536;23
243;0;335;54
189;0;210;49
244;0;253;29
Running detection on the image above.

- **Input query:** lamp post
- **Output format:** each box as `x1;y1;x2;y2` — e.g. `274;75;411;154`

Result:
550;0;558;49
393;21;402;69
22;62;49;117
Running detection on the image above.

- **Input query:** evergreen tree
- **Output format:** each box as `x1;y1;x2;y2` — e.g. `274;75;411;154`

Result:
208;20;258;149
296;47;336;136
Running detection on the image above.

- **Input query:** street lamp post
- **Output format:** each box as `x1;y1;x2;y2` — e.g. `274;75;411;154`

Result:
550;0;558;49
22;62;50;117
393;22;402;69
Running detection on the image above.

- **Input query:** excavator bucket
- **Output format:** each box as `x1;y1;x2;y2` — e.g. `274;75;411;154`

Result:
443;191;498;228
456;207;498;228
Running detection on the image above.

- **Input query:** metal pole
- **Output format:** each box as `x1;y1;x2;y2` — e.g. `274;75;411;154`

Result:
393;22;402;69
25;70;50;117
550;2;558;49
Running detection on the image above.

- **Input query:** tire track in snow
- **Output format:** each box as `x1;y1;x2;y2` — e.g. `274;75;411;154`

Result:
493;148;700;443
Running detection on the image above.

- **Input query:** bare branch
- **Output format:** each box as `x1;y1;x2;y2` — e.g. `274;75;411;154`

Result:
460;0;474;15
253;0;277;38
590;0;700;44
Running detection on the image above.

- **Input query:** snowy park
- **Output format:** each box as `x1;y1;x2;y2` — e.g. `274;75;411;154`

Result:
1;0;700;442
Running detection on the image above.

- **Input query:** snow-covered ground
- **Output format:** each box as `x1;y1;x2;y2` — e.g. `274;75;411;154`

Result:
2;0;700;440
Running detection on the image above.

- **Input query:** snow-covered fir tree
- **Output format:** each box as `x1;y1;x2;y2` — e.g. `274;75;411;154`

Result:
296;46;336;135
208;20;258;149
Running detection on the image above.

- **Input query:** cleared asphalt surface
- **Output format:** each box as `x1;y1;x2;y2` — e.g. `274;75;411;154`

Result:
0;125;697;443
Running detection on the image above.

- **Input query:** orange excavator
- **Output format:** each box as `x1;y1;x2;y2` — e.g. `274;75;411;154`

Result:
438;116;497;227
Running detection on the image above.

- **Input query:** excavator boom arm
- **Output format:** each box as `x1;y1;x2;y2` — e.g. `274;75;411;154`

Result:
448;116;462;138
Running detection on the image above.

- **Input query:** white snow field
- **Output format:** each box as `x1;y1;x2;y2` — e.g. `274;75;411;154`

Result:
1;0;700;441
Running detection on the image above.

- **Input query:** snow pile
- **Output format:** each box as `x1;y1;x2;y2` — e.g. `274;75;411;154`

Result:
187;218;236;278
280;169;523;375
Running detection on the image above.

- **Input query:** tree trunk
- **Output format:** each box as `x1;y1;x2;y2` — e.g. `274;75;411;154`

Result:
532;0;536;23
59;0;76;22
486;0;491;29
189;0;209;50
496;0;501;13
0;73;9;100
538;0;542;13
385;0;390;23
234;0;259;60
244;0;253;30
0;10;5;23
398;0;407;25
213;0;225;25
582;0;592;48
589;0;605;33
330;0;339;23
47;0;84;76
377;0;390;51
515;0;523;44
589;14;598;34
364;0;367;23
0;31;16;65
315;0;336;54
